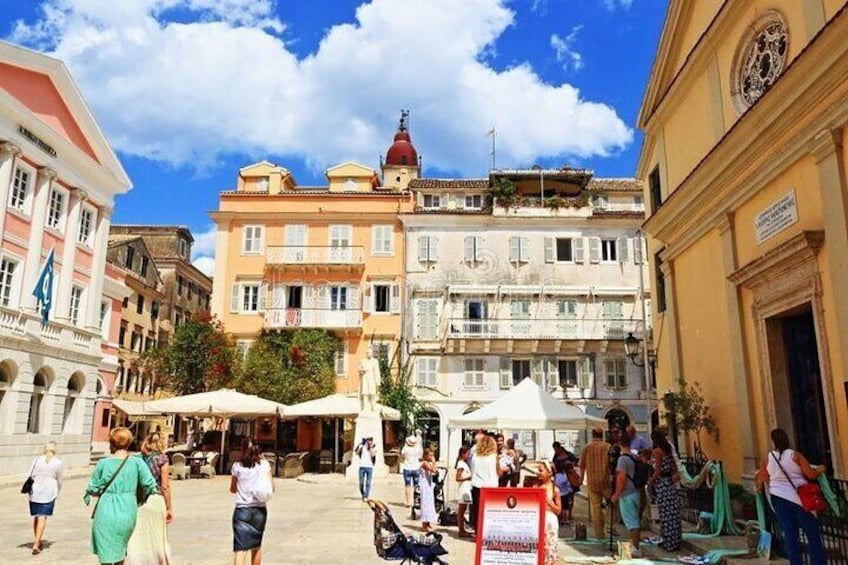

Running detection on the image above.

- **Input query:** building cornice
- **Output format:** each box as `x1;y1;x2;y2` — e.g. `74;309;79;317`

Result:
210;211;405;222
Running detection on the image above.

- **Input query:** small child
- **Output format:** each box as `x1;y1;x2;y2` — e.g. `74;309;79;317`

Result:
554;460;573;526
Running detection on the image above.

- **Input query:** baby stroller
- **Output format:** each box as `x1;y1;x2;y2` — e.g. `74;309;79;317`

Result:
368;499;449;564
411;466;448;519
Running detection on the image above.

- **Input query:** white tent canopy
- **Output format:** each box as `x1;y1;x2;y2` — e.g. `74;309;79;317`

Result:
282;393;400;421
447;378;606;430
143;389;287;418
112;399;160;421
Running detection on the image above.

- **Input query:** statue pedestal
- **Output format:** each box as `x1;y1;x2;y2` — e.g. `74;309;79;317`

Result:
346;411;388;481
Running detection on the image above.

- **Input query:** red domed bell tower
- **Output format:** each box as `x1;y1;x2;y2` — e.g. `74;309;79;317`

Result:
381;110;420;189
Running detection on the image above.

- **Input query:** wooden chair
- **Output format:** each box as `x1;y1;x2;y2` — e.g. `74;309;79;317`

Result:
318;449;334;473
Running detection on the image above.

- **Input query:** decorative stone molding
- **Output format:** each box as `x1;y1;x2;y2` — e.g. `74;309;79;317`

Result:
808;127;844;163
730;11;789;114
714;212;734;236
1;142;22;156
38;166;57;180
729;231;823;290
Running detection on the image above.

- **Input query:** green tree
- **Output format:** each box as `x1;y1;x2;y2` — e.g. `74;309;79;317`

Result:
141;312;240;395
378;340;425;442
487;177;518;208
236;329;337;405
662;379;719;460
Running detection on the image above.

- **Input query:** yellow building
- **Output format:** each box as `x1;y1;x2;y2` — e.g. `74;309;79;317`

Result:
637;1;848;481
210;120;417;399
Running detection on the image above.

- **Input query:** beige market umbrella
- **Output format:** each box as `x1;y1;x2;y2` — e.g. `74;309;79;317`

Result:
282;393;400;421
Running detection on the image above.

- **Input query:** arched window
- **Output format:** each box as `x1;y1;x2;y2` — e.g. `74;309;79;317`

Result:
0;360;16;433
28;369;51;434
63;373;84;433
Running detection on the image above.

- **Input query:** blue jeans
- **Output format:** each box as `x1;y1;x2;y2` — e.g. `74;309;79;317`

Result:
403;469;420;487
359;467;373;499
771;495;826;565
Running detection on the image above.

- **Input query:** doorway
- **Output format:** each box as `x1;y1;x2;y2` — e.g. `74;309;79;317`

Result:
418;410;441;459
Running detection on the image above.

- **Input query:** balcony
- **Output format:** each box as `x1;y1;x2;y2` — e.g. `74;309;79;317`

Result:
265;246;365;272
264;308;362;331
0;306;99;354
445;318;641;355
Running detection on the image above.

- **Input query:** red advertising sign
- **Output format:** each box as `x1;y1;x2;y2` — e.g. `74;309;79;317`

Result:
475;487;546;565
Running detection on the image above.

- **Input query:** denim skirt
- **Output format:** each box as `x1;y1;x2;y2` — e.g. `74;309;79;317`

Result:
232;505;268;552
29;500;55;517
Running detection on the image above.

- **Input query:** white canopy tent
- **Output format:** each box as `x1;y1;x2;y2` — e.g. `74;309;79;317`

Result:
447;378;606;431
282;394;400;421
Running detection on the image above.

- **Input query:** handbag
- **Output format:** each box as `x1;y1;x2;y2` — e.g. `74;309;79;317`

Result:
771;452;827;513
20;459;37;495
91;456;130;519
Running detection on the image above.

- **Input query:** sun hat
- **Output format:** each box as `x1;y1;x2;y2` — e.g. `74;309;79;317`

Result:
405;436;419;446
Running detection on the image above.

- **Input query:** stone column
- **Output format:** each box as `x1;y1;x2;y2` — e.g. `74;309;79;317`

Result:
85;208;112;332
21;167;55;312
55;189;85;323
0;143;22;246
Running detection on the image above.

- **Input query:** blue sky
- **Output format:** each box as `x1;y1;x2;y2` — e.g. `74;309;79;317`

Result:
2;0;667;274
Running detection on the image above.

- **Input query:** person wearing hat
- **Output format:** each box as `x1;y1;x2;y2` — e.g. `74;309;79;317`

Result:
400;436;423;507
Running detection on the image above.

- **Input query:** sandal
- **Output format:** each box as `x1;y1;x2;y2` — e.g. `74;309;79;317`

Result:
32;546;41;555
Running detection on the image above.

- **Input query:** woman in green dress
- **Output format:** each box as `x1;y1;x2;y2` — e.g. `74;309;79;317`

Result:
85;427;159;565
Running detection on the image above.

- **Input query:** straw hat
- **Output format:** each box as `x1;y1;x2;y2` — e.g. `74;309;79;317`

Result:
405;436;419;447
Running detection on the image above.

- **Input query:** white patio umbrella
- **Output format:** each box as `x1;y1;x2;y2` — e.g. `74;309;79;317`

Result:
282;393;400;421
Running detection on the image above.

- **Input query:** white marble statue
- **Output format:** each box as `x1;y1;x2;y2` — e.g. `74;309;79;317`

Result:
358;349;381;414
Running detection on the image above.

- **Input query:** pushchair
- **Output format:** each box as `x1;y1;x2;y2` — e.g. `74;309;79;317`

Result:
368;499;449;564
411;466;447;519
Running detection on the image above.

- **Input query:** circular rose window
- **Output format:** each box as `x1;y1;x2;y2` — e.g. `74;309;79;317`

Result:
734;14;788;111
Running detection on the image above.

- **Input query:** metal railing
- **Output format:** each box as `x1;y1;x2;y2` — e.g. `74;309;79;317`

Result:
677;459;715;525
266;246;365;266
264;308;362;329
446;318;639;340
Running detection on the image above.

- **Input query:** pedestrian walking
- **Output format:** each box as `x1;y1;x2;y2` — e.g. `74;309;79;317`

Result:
757;428;827;565
611;439;643;558
469;434;498;530
553;459;572;526
537;461;562;565
496;434;515;487
506;439;526;487
454;445;474;538
648;430;681;552
419;449;438;533
578;428;612;539
230;437;274;565
355;437;376;501
26;442;63;555
400;436;422;507
84;427;159;565
626;425;651;524
127;432;173;564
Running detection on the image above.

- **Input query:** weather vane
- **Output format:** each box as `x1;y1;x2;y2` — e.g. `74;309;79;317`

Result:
399;109;410;131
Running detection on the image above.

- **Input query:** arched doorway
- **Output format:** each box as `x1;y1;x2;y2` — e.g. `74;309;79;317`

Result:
605;408;630;443
418;410;440;459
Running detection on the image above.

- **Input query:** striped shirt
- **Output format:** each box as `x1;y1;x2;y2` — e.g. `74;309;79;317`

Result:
579;439;612;492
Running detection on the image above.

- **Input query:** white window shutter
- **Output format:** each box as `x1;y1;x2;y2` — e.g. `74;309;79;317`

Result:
273;284;286;308
602;301;612;318
258;283;268;311
604;359;616;388
633;237;643;264
618;237;629;263
521;238;530;262
509;237;519;262
242;227;251;253
578;357;592;389
390;284;401;313
349;285;360;309
414;300;423;338
456;196;465;210
447;193;456;209
499;359;512;389
416;192;424;207
364;285;374;313
418;236;429;262
317;285;330;309
371;226;379;254
230;284;240;313
574;238;585;263
464;236;475;262
510;301;520;318
531;359;545;387
475;236;483;261
429;236;439;261
544;238;554;263
387;226;394;254
303;285;314;308
589;238;601;263
257;226;265;253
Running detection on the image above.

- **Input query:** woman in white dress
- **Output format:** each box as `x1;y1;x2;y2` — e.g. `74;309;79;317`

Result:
419;449;438;532
27;442;63;555
455;446;473;538
537;461;562;565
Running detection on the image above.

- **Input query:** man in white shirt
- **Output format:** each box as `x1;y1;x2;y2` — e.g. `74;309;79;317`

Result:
355;437;376;501
400;436;423;507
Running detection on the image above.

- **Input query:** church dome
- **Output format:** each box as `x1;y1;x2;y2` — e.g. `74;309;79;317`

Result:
385;112;418;167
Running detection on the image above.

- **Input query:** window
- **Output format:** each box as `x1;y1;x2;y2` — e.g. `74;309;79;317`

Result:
509;236;529;263
99;301;109;333
256;176;269;191
417;236;438;262
236;340;252;361
342;178;356;192
101;408;110;428
151;301;160;319
415;299;439;340
136;294;145;315
655;253;667;313
602;301;623;319
328;225;352;262
604;358;627;389
78;207;94;246
464;359;485;388
140;256;149;277
545;237;584;263
27;372;47;434
510;300;530;319
557;300;577;318
46;188;66;230
633;196;644;211
119;325;127;347
287;286;303;309
418;357;439;387
0;257;18;307
187;282;193;301
334;343;347;376
69;286;84;325
601;239;618;262
556;238;573;262
125;247;135;270
241;284;260;312
9;165;31;211
373;284;390;313
511;360;531;387
242;225;264;254
592;194;609;210
422;194;441;209
330;286;348;310
131;331;140;352
173;307;183;327
178;238;189;258
734;15;788;110
371;342;390;361
63;377;81;433
177;276;184;296
464;236;483;263
558;360;578;388
465;194;483;209
372;225;393;255
649;166;663;213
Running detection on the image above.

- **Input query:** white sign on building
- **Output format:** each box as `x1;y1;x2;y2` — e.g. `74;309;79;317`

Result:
755;190;798;244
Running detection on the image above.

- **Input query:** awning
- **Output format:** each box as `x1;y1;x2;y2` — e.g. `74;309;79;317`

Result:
282;394;400;421
112;399;161;421
143;389;287;418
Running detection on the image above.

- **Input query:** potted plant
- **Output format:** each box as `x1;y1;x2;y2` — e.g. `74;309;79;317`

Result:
662;379;719;461
544;196;567;210
488;178;518;209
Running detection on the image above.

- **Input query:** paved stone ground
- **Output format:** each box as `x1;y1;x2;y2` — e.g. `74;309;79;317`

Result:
1;472;712;564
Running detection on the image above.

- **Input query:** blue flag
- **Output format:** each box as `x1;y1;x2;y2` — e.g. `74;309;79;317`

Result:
32;248;55;328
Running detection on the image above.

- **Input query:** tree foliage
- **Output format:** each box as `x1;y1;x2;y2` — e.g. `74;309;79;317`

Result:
141;312;240;395
236;329;337;405
487;177;518;208
662;379;719;457
378;341;425;442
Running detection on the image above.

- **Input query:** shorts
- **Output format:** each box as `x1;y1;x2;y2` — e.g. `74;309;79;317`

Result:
403;469;420;487
233;505;267;552
29;500;55;517
618;491;641;531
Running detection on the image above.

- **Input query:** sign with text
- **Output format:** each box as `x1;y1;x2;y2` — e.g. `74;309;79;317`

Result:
475;487;545;565
755;190;798;244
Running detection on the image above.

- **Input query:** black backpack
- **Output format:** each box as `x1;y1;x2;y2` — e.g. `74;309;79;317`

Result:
625;454;653;489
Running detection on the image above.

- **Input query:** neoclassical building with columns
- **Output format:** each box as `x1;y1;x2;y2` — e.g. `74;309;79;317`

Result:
0;41;131;474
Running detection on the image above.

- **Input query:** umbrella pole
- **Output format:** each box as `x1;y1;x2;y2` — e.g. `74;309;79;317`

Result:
274;418;280;477
334;418;339;467
220;418;226;475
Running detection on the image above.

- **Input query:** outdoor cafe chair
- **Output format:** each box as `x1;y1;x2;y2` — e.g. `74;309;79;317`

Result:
170;452;189;480
200;452;218;478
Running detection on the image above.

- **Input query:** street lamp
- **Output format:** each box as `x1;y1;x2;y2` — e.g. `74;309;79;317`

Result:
624;332;657;432
624;332;643;365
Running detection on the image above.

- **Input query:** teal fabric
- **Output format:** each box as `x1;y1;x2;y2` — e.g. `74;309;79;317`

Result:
680;462;741;539
818;474;842;517
84;455;159;564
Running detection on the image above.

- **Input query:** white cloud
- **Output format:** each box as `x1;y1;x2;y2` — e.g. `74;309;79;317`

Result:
602;0;633;12
11;0;632;175
191;224;217;259
192;255;215;277
550;26;583;73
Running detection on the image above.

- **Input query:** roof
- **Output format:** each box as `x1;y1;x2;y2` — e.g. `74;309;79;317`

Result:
587;178;643;193
408;178;489;190
590;210;646;219
107;234;142;247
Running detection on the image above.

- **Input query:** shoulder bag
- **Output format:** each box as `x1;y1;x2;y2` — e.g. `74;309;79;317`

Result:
771;452;826;513
20;459;38;495
91;456;130;519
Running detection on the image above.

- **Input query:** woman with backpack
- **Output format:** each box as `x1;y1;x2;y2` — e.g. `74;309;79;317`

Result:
647;430;681;552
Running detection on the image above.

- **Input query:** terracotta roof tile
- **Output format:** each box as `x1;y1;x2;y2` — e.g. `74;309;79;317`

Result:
408;178;489;190
587;178;643;193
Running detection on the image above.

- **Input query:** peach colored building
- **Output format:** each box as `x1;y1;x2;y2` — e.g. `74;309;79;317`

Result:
0;41;131;475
